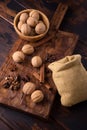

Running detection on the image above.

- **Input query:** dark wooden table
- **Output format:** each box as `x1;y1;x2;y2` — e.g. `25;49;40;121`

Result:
0;0;87;130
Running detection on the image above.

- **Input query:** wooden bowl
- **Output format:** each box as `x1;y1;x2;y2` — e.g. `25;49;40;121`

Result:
14;9;50;42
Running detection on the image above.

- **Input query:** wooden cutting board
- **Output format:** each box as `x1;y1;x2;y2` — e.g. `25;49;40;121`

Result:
0;3;78;119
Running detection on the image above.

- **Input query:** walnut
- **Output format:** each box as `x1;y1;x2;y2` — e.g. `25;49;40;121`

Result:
22;44;34;55
29;10;39;20
17;21;24;31
21;23;31;35
22;82;36;95
35;22;46;34
27;17;38;27
20;12;29;23
31;56;42;67
31;90;44;103
12;51;25;63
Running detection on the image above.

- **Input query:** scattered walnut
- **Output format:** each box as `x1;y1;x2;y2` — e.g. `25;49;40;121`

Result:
22;44;34;55
35;22;46;34
22;82;36;95
31;90;44;103
12;51;25;63
20;12;29;23
31;56;42;67
21;23;31;35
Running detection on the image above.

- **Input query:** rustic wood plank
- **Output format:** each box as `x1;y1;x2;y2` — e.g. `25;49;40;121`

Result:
50;3;68;30
0;31;78;119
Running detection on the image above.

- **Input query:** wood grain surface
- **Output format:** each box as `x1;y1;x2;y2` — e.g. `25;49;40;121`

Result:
0;0;87;130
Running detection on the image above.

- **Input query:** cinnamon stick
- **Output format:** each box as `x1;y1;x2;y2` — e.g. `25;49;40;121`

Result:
40;64;45;83
32;71;40;81
32;71;52;90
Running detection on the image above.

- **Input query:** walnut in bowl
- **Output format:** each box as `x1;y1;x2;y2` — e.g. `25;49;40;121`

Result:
14;9;50;42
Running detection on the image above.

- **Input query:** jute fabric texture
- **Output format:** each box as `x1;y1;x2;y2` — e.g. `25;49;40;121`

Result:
48;55;87;106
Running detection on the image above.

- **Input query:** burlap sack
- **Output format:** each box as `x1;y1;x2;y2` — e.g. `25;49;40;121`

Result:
48;54;87;107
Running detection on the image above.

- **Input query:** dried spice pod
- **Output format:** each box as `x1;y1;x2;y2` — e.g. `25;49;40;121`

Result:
2;75;13;89
10;75;21;91
45;53;56;63
31;90;44;103
10;82;20;91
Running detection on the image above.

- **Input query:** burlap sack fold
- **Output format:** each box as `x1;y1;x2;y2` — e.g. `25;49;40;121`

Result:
48;54;87;107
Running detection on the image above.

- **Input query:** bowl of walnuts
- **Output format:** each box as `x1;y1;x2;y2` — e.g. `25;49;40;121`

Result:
14;9;50;42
